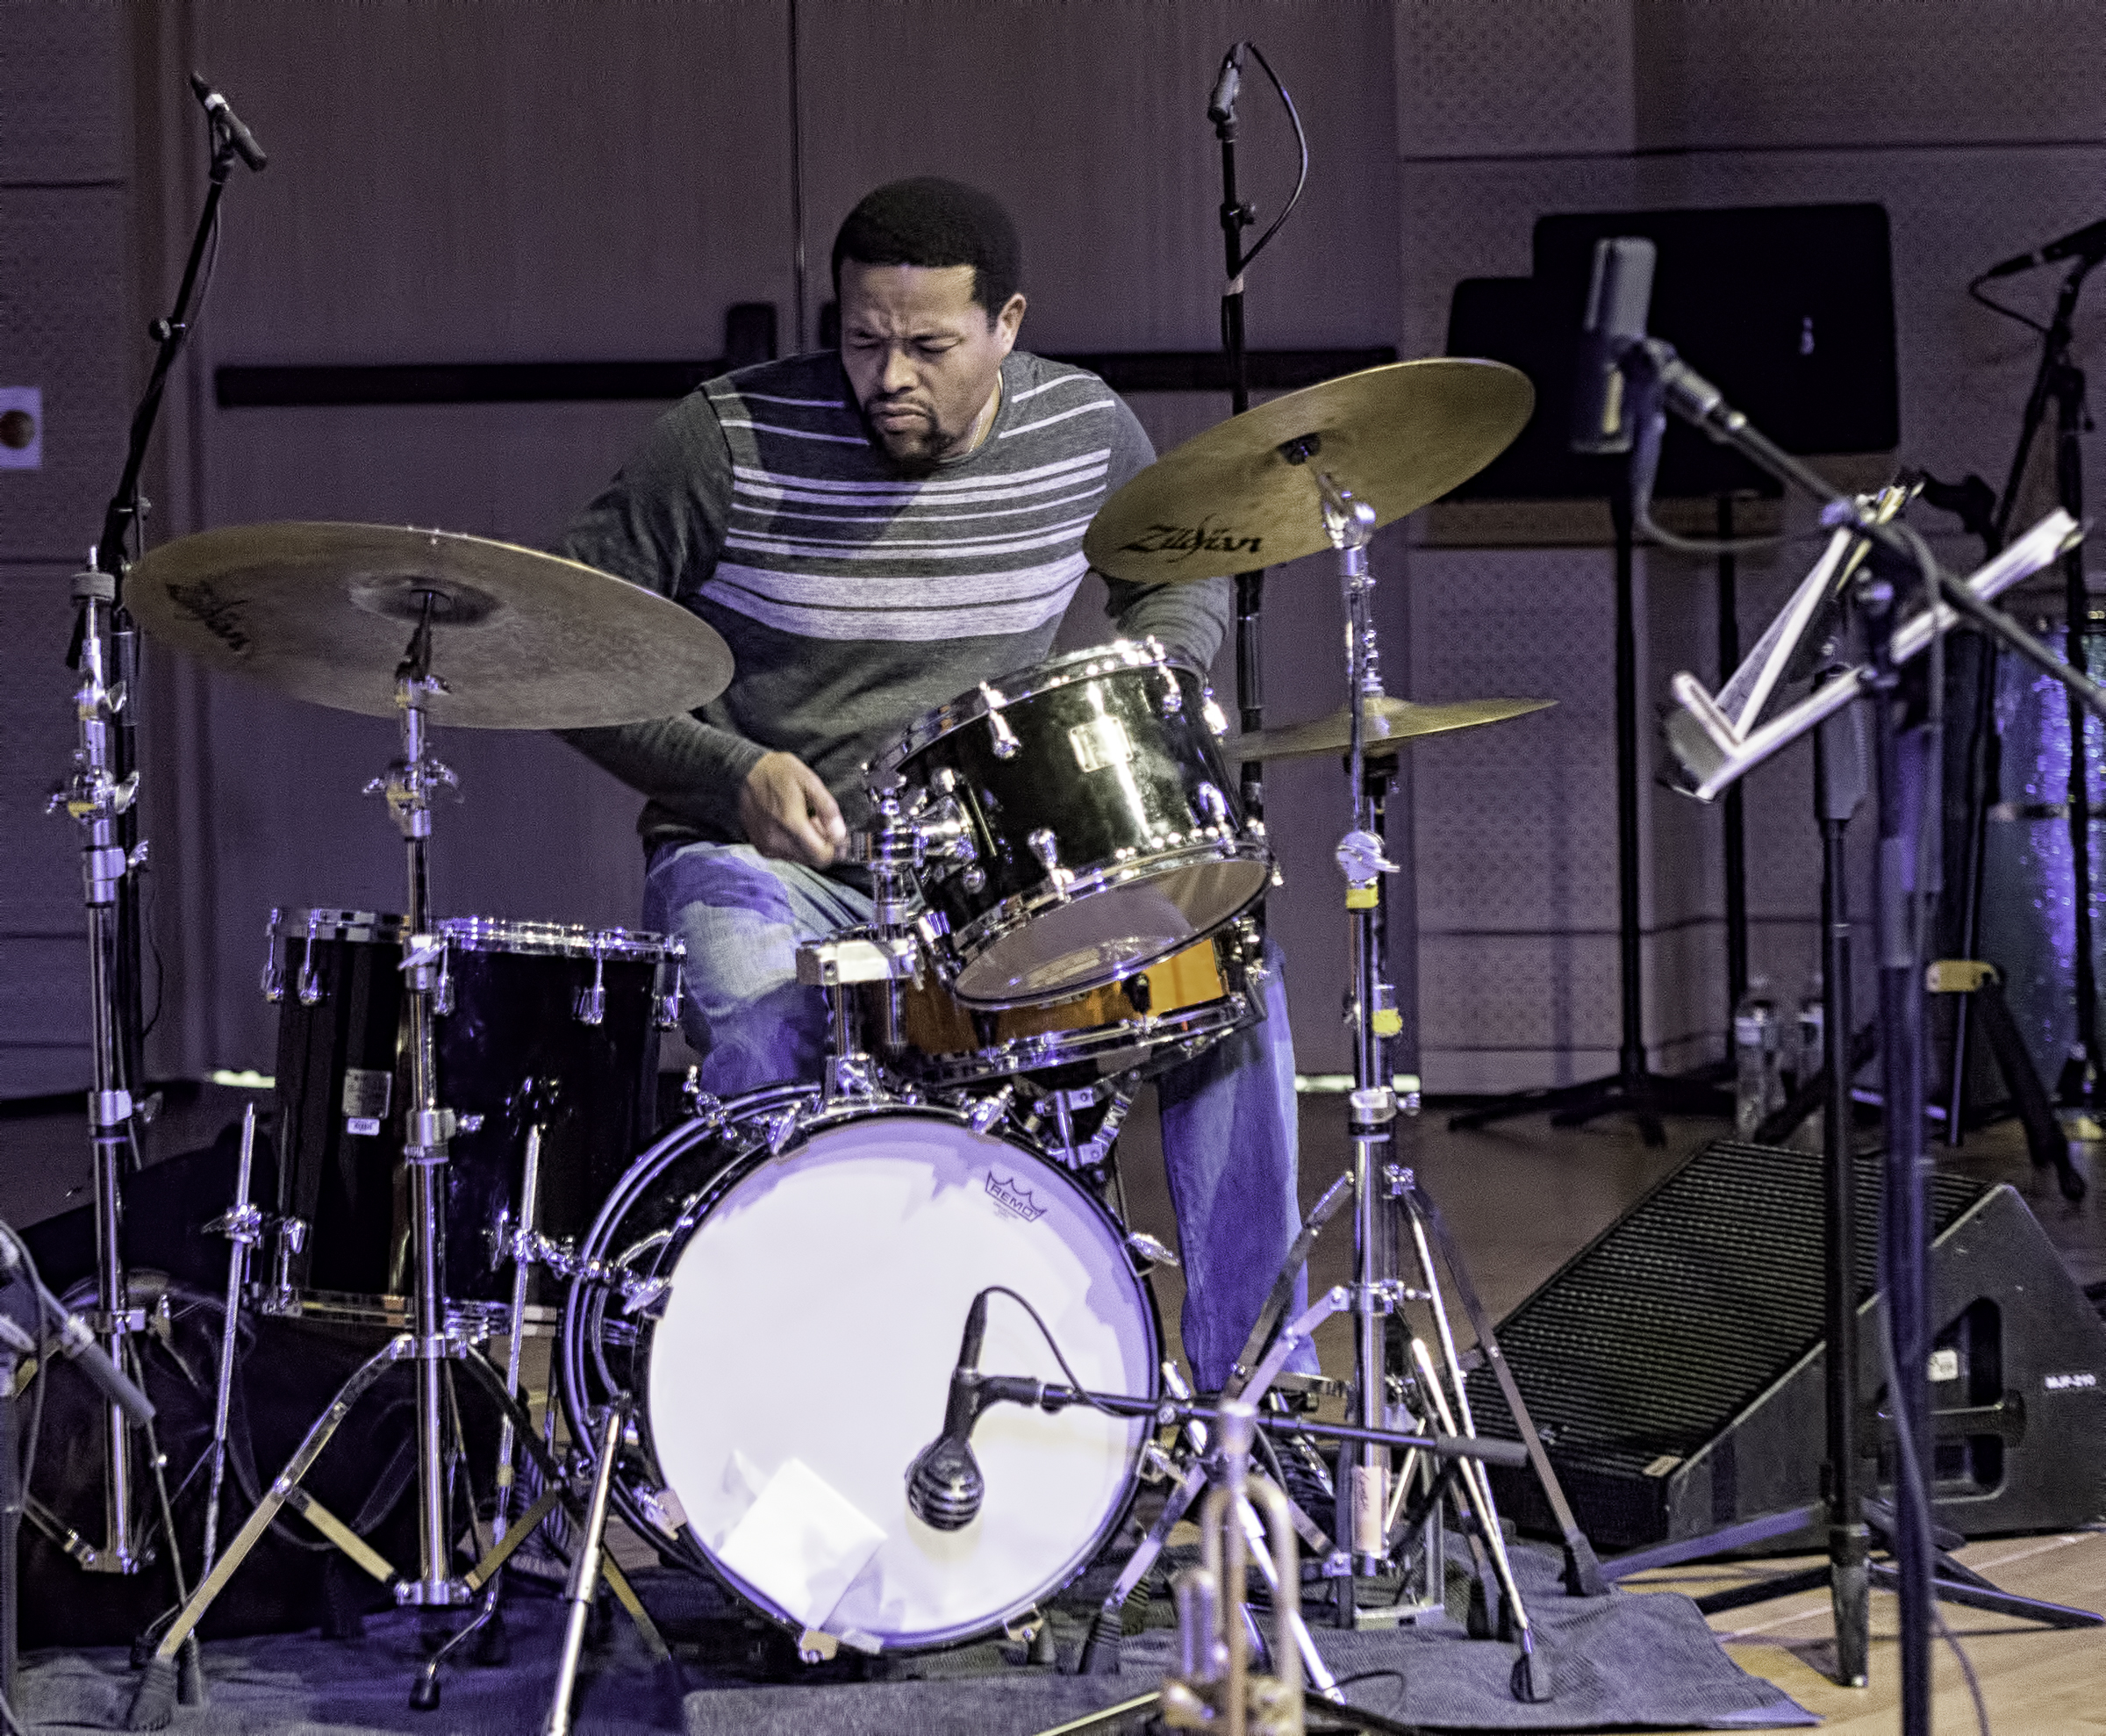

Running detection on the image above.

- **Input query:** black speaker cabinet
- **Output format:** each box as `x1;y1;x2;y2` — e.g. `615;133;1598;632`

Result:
1467;1139;2106;1552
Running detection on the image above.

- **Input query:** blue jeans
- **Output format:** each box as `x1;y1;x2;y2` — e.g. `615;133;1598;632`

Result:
645;840;1310;1391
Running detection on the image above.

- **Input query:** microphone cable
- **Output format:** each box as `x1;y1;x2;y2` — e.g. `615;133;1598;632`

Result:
969;1285;1128;1422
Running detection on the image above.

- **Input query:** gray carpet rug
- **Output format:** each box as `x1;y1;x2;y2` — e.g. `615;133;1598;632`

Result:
14;1539;1815;1735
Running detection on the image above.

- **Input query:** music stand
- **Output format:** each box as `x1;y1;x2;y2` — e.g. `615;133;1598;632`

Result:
1443;203;1898;1143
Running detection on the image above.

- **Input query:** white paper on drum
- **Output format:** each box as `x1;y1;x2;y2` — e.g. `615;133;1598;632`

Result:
713;1458;887;1632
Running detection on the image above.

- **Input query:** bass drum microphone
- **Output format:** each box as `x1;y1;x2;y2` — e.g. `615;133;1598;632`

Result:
906;1290;991;1531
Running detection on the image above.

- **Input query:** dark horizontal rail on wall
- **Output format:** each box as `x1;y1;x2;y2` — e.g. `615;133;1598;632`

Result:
213;348;1399;410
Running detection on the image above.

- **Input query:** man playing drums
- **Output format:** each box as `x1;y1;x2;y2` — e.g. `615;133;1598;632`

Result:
559;176;1308;1395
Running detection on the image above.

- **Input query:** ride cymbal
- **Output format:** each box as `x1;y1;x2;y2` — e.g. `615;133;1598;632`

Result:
1084;358;1533;584
1222;693;1555;762
126;521;733;728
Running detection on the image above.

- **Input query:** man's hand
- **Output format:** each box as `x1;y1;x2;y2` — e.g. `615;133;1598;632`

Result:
739;751;847;868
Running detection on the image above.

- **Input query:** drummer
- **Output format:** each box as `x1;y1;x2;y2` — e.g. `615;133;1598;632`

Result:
558;176;1309;1395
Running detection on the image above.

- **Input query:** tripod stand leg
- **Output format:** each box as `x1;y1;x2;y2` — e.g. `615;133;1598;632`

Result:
127;1337;412;1729
1404;1181;1605;1596
544;1401;627;1736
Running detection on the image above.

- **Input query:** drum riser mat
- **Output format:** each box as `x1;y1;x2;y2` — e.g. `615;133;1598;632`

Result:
16;1539;1811;1734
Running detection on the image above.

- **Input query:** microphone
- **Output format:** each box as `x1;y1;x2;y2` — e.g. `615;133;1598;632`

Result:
189;72;269;172
1207;42;1245;128
906;1292;990;1531
1980;215;2106;281
1568;235;1658;456
0;1229;156;1427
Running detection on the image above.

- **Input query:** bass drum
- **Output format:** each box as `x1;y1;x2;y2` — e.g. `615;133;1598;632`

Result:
557;1088;1159;1652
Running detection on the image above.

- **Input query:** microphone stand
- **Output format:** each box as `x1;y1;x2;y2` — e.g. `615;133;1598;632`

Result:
1988;253;2104;1118
1210;45;1269;854
49;83;253;1583
1636;334;2106;1735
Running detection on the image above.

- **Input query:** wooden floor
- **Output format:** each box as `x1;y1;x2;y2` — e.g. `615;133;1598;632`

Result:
1112;1092;2106;1735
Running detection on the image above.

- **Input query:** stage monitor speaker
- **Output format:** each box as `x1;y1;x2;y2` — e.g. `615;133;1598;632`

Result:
1467;1138;2106;1553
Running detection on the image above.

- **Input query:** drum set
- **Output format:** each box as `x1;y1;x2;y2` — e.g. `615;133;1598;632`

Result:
68;361;1585;1732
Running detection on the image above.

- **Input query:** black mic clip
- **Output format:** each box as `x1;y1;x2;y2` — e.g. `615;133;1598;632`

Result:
1207;42;1246;133
189;72;269;173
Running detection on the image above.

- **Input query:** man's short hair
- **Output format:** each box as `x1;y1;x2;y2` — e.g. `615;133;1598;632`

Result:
831;177;1021;318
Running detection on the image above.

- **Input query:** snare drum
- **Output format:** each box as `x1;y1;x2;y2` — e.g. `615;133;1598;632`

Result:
264;908;681;1316
879;640;1271;1007
882;929;1257;1087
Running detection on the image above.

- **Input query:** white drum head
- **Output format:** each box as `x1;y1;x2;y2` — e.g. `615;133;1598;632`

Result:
643;1110;1156;1651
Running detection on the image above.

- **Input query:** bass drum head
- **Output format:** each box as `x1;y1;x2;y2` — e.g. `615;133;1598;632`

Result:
641;1108;1156;1651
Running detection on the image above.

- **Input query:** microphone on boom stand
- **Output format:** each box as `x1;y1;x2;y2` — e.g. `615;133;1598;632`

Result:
1977;214;2106;281
187;73;269;172
906;1292;992;1532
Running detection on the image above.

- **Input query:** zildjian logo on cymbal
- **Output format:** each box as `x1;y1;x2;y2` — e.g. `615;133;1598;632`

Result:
165;579;251;656
1118;520;1263;563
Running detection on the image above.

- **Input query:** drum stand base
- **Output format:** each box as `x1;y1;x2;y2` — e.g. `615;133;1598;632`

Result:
123;1332;671;1730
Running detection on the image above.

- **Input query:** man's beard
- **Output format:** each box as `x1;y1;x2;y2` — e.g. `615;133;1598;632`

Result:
857;398;954;478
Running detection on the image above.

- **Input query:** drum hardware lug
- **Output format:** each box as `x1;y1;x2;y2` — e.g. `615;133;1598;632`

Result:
1381;1163;1412;1199
1201;690;1229;736
1196;781;1230;829
965;1083;1015;1134
1159;673;1184;717
763;1104;804;1156
930;765;957;796
795;1629;841;1666
261;910;285;1001
678;1065;714;1117
961;865;985;893
1002;1610;1046;1646
1141;1439;1179;1483
1126;1230;1180;1270
572;942;609;1025
1027;828;1072;895
827;1053;882;1102
454;1112;484;1133
978;682;1021;758
655;957;685;1029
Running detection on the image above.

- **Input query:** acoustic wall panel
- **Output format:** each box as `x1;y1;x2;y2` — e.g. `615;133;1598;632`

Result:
1393;0;1636;161
0;0;127;186
793;0;1402;355
0;189;131;563
187;0;799;365
1633;3;2106;153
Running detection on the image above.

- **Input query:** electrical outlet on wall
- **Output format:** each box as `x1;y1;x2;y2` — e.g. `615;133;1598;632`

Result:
0;388;42;470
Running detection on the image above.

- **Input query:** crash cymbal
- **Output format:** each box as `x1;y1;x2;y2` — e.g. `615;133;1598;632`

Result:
126;522;733;729
1222;693;1555;762
1084;358;1533;583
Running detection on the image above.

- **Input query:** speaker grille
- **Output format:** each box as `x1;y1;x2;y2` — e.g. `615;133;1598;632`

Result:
1465;1140;1986;1499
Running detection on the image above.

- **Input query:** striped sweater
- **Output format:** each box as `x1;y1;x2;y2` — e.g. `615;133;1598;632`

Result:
558;348;1229;854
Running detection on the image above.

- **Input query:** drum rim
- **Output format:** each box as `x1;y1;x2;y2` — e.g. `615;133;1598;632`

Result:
557;1088;1163;1654
875;636;1210;771
936;837;1273;1008
268;906;406;942
899;987;1255;1085
269;907;679;960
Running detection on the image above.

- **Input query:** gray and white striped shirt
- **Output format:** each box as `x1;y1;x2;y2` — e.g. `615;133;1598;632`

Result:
559;348;1229;853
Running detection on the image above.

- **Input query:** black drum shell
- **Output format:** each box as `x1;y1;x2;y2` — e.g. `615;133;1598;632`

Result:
270;917;666;1303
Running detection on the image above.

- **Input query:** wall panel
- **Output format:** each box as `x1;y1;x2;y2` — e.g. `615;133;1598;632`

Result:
1393;1;1635;161
0;0;128;185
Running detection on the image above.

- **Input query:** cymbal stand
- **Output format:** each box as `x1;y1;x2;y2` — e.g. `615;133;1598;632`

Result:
47;94;259;1585
49;564;148;1577
128;612;677;1724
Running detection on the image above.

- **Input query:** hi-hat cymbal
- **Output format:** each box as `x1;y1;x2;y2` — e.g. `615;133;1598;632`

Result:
1222;693;1555;762
1084;358;1533;584
126;522;733;729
